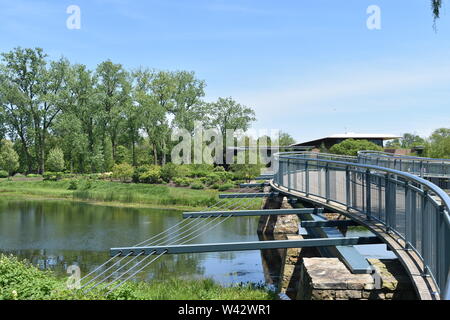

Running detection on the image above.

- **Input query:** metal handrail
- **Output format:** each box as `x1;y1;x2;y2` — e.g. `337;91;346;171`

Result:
272;151;450;300
358;150;450;162
358;150;450;178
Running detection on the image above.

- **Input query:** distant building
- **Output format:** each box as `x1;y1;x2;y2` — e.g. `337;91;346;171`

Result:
290;133;401;150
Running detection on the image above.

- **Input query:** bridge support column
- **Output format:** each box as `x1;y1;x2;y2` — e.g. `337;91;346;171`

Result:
257;190;300;235
296;258;417;300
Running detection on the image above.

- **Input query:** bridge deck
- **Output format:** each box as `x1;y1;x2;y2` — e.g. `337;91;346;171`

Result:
270;180;440;300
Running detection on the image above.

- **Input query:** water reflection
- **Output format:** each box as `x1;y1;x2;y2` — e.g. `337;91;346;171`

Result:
0;200;266;285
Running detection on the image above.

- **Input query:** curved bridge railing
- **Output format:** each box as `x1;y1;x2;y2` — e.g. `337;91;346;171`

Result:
358;150;450;179
272;152;450;300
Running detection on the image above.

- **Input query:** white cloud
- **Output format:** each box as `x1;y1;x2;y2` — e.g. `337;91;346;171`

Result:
236;63;450;116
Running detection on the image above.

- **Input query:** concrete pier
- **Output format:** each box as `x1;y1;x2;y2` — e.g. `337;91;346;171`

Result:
297;258;417;300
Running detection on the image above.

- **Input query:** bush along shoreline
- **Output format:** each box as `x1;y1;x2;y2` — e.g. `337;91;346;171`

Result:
0;255;276;300
0;162;266;210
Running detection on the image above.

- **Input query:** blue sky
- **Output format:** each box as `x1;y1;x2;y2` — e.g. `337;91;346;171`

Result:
1;0;449;143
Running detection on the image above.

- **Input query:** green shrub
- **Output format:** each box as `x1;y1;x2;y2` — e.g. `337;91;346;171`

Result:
213;166;225;172
190;182;204;190
175;165;192;178
160;163;178;182
98;172;112;180
67;180;78;190
112;163;134;182
188;164;214;178
211;183;220;189
139;166;162;184
133;165;150;183
173;177;193;187
230;164;262;181
26;174;42;178
218;183;234;191
83;179;92;190
0;254;275;300
0;170;8;178
43;172;63;181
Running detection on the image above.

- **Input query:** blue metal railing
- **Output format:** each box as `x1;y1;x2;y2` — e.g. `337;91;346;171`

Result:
358;150;450;179
272;151;450;300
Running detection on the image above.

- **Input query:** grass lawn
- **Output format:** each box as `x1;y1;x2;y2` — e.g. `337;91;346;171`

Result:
0;178;224;210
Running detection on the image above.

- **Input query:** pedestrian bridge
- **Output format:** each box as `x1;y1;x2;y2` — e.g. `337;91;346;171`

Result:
80;150;449;301
271;151;450;300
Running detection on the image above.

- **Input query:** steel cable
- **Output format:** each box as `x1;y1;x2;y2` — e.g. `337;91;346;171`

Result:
83;187;264;293
101;196;261;294
106;251;167;294
79;186;257;283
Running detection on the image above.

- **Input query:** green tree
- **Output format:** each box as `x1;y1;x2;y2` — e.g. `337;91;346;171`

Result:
426;128;450;158
0;140;19;175
0;48;70;173
133;69;169;165
96;60;131;163
0;47;46;173
432;0;443;28
46;147;65;172
330;139;383;156
207;97;256;166
277;132;296;147
64;64;100;172
171;71;206;133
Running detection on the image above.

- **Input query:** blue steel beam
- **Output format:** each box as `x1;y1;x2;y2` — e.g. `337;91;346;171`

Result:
301;220;360;228
303;213;374;274
239;183;268;188
110;237;383;256
183;208;323;218
219;192;276;198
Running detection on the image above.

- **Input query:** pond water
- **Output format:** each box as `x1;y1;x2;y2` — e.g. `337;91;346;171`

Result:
0;200;395;287
0;200;266;286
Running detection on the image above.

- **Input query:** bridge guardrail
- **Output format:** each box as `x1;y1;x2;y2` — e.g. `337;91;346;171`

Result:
358;150;450;178
272;152;450;300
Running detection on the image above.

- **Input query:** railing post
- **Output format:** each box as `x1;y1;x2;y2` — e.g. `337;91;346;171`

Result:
346;166;350;210
405;181;411;249
365;169;371;220
385;173;391;230
305;161;309;196
419;161;424;177
421;190;430;276
287;159;291;191
410;189;417;248
325;163;330;203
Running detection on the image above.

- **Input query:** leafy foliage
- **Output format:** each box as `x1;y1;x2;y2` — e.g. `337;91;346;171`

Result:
0;48;256;174
46;148;65;172
329;139;383;156
0;254;274;300
425;128;450;158
0;140;19;175
112;163;134;182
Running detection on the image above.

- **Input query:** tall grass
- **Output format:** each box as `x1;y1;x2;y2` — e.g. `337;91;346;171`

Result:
0;179;219;209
